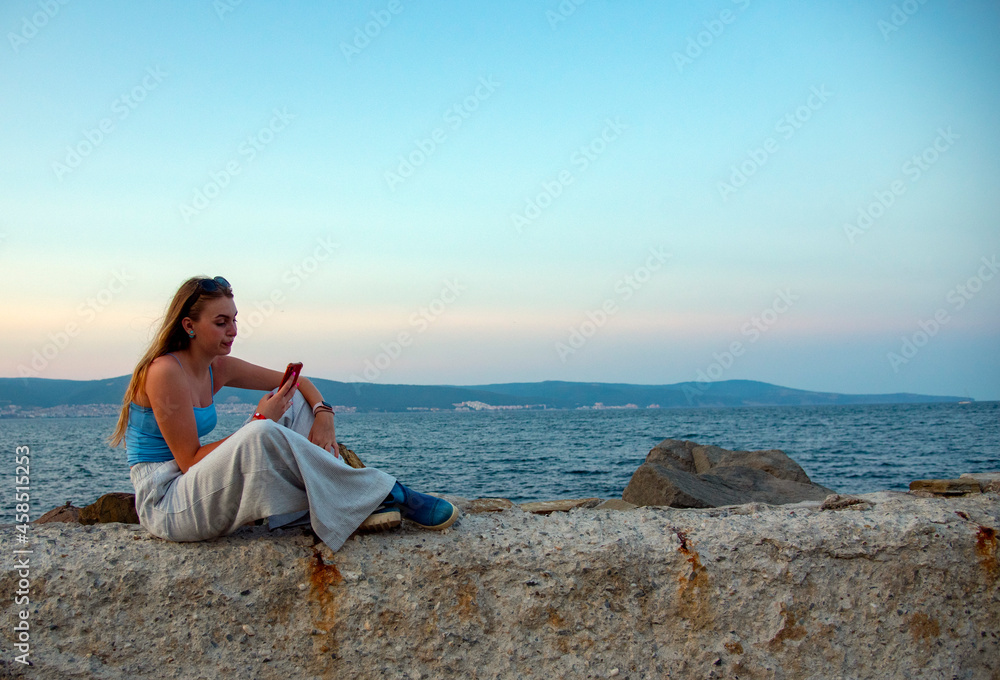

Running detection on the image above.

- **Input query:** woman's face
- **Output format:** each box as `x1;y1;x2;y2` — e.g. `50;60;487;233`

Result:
186;296;238;355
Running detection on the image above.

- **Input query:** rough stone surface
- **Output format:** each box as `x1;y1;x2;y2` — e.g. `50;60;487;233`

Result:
623;439;834;508
518;498;601;515
820;494;873;511
3;491;997;679
593;499;637;511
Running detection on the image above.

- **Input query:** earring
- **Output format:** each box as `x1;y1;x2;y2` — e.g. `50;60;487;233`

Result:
187;331;195;338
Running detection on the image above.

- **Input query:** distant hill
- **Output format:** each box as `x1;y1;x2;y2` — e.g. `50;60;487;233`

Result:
0;375;972;414
458;379;972;409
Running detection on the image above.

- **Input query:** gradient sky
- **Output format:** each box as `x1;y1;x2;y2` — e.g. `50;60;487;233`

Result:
2;0;998;400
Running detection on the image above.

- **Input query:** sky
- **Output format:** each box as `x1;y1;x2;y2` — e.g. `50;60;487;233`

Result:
1;0;998;401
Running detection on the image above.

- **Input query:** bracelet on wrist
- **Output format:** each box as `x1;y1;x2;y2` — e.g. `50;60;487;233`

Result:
312;400;335;416
252;412;268;420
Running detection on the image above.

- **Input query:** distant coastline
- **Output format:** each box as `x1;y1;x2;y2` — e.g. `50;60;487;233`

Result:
0;376;975;417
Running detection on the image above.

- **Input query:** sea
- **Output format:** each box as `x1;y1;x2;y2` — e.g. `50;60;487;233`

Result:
3;401;998;514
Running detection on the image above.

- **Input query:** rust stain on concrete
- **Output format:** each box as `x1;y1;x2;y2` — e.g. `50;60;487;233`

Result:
768;603;808;650
308;548;343;635
907;612;940;643
675;529;713;628
975;525;998;579
453;578;479;622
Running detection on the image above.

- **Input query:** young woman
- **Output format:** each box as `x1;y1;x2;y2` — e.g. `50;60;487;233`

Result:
109;275;458;552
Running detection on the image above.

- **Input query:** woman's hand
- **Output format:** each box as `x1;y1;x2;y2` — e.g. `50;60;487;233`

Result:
254;376;298;421
308;411;339;458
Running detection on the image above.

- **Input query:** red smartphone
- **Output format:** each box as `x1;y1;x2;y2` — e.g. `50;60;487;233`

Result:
280;362;303;389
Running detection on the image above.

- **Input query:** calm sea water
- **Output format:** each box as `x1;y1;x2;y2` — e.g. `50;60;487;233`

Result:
2;402;997;513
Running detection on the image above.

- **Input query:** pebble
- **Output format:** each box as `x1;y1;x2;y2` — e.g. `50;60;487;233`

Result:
243;624;255;637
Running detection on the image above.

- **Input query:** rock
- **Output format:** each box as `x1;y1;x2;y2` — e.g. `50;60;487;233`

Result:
519;498;602;514
464;498;516;514
623;439;834;508
909;479;981;496
338;444;365;469
821;494;872;511
594;499;637;511
34;501;82;524
961;472;1000;493
36;494;140;526
79;492;140;525
3;491;997;679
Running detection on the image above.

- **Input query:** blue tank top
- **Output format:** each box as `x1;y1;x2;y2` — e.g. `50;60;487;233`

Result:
126;359;218;467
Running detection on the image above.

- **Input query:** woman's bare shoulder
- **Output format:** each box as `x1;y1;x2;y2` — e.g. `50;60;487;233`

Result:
143;355;187;401
148;354;183;375
129;356;174;407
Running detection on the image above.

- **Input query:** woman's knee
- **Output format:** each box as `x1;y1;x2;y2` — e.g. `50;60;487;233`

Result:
210;418;301;475
235;418;285;446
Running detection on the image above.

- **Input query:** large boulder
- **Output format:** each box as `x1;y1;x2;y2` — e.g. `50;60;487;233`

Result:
623;438;834;508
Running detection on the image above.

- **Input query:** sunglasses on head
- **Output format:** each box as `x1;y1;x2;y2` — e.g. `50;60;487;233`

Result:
184;276;232;311
197;276;231;293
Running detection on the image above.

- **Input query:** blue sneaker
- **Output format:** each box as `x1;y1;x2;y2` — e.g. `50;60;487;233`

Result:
387;482;459;530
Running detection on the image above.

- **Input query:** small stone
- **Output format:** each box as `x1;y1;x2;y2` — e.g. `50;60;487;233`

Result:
520;498;602;515
466;498;515;514
610;669;620;677
595;499;638;511
298;583;307;591
243;624;255;637
960;472;1000;493
909;479;980;496
821;494;871;511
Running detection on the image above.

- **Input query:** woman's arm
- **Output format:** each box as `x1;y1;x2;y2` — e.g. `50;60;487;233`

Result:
297;376;337;453
215;356;338;453
215;355;290;393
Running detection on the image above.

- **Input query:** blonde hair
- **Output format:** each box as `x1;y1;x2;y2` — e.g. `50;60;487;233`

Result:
108;277;233;447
